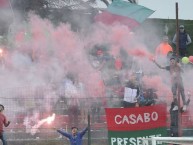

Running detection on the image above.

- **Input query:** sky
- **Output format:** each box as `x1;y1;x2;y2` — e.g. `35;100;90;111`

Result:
138;0;193;20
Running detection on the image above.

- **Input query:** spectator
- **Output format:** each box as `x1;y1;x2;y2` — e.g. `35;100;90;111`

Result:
114;56;123;71
156;36;173;57
57;126;88;145
155;36;174;64
153;57;188;111
169;102;179;137
91;98;101;123
64;74;80;127
142;88;158;106
0;104;10;145
172;25;192;57
123;73;139;108
77;81;88;124
89;46;110;71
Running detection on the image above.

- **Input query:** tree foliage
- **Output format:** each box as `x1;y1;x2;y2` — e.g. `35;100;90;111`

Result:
12;0;99;31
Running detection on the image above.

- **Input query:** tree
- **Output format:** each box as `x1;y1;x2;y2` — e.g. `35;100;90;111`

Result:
9;0;137;32
12;0;48;19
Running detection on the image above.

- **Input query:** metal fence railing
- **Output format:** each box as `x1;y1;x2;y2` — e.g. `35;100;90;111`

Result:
1;85;193;145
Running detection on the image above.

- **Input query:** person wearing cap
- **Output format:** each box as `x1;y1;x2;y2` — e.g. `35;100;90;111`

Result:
172;25;192;57
56;126;88;145
0;104;10;145
152;57;188;112
155;36;173;57
155;35;174;64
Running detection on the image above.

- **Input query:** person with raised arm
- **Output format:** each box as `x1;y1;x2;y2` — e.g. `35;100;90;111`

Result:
153;57;188;111
0;104;10;145
56;126;88;145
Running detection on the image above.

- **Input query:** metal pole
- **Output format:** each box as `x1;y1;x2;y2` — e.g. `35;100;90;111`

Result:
175;3;179;57
8;0;15;20
88;111;91;145
175;2;181;137
152;138;156;145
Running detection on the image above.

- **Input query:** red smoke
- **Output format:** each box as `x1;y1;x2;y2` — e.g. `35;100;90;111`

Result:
128;47;154;61
142;75;171;102
0;0;9;7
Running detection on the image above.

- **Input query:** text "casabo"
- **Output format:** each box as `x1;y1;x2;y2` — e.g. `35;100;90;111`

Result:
115;112;158;125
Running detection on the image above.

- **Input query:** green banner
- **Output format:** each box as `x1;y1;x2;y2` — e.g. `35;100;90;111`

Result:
108;128;167;145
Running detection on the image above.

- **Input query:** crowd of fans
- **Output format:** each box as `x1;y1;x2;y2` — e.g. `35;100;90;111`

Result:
0;24;192;138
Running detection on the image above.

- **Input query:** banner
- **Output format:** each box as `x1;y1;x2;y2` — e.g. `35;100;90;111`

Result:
105;104;167;145
95;0;154;29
